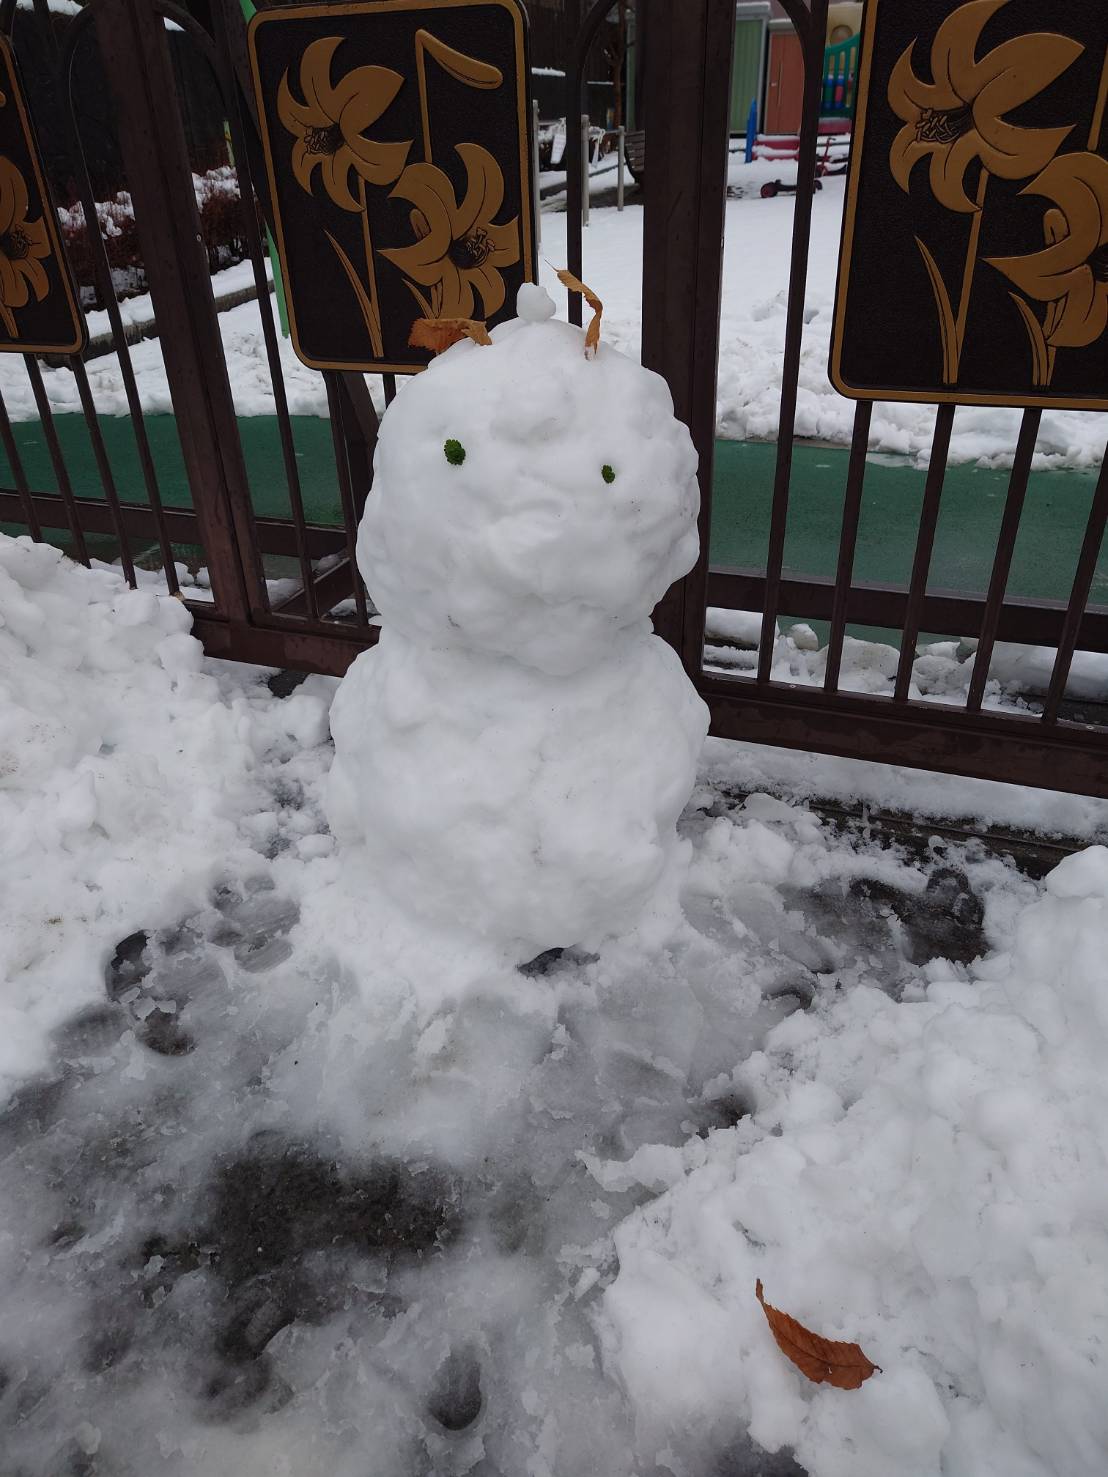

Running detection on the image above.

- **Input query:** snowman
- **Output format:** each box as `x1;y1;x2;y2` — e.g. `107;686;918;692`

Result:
326;283;709;957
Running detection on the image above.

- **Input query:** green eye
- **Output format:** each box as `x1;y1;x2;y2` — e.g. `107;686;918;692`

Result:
601;464;615;484
444;438;466;466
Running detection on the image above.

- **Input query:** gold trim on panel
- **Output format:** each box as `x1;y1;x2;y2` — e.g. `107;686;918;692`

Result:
248;0;534;375
829;0;1108;413
0;36;85;357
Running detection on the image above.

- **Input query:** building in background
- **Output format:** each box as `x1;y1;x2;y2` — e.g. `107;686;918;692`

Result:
764;0;862;135
526;0;862;148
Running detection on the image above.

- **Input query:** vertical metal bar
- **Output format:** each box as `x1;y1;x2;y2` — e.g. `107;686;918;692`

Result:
72;359;137;587
823;399;872;692
581;113;590;226
566;132;582;322
965;407;1041;712
212;0;376;602
383;374;397;406
617;123;625;209
641;0;734;671
324;372;369;625
59;28;179;592
755;0;830;683
532;97;542;254
27;0;174;587
23;356;89;565
892;403;956;703
0;386;41;541
565;0;606;325
211;0;317;620
1042;445;1108;722
94;0;262;623
334;374;378;520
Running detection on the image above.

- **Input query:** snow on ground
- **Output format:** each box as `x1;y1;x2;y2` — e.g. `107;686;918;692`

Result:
4;179;1105;470
4;536;1108;1477
704;609;1108;711
73;257;272;346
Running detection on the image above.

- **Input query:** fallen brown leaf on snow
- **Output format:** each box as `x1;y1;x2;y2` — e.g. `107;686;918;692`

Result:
555;268;603;358
408;318;492;355
755;1280;880;1390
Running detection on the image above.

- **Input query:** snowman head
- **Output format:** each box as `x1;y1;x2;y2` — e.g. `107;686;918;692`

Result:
356;285;700;677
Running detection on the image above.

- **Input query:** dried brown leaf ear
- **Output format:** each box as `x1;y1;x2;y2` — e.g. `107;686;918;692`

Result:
755;1280;880;1390
556;268;603;358
408;318;493;355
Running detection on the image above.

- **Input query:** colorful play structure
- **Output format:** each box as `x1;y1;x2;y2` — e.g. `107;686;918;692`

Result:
729;0;861;143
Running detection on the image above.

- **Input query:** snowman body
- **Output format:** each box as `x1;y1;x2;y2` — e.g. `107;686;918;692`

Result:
327;287;709;955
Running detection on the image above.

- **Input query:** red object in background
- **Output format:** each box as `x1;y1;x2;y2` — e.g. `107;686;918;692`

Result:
765;29;804;135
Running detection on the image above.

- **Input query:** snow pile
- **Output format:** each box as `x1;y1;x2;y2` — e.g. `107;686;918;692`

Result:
703;610;1108;711
0;536;329;1095
329;286;708;954
4;534;1108;1477
599;837;1108;1477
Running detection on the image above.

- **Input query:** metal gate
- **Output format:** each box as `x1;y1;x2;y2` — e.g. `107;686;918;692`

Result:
569;0;1108;798
0;0;386;675
2;0;1107;798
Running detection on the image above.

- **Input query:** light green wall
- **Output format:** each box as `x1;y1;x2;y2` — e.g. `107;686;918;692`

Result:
730;18;764;132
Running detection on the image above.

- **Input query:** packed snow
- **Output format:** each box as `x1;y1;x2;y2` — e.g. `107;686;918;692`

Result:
4;533;1108;1477
354;290;699;676
331;288;707;953
4;176;1106;471
329;627;705;956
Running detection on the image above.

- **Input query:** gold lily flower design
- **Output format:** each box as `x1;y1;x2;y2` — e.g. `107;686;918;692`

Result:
278;36;410;212
382;143;520;320
988;152;1108;349
0;155;49;338
888;0;1082;213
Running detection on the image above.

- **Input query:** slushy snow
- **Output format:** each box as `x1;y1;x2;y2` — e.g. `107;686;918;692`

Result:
602;840;1108;1477
328;287;708;954
3;535;1108;1477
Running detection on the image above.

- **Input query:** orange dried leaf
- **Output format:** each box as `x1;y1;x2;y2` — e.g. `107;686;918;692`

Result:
555;268;603;358
408;318;492;355
755;1281;879;1391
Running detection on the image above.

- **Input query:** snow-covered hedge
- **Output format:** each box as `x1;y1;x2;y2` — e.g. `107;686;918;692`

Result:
57;166;252;306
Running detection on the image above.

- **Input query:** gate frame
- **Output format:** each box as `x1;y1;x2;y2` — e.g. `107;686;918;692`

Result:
629;0;1108;797
1;0;1106;798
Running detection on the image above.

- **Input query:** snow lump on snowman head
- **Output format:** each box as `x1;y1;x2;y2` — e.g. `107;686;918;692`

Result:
357;283;700;678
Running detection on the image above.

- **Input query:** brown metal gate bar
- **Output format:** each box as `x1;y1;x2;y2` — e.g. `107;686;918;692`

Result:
23;352;89;566
201;0;320;622
705;568;1108;656
95;0;262;625
621;0;1108;797
893;402;955;703
639;0;734;673
1043;453;1108;723
0;0;1104;800
966;408;1043;712
57;4;182;592
756;0;829;684
0;389;39;541
823;399;872;692
0;0;384;649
